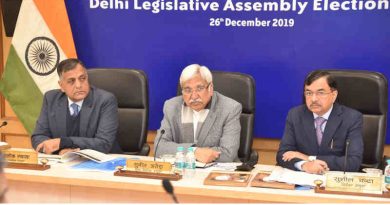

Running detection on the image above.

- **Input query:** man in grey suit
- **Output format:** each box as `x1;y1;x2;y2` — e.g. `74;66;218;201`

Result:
32;58;121;154
277;71;363;174
154;64;242;163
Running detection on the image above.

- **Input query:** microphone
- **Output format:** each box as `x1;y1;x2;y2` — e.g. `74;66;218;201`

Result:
0;121;7;129
154;129;165;161
343;139;350;174
162;179;178;203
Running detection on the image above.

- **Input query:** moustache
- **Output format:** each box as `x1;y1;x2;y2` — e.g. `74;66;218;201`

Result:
310;103;321;107
189;99;202;104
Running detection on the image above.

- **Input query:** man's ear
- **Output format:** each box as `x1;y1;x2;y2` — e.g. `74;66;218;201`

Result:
332;90;338;103
209;83;214;95
58;80;65;92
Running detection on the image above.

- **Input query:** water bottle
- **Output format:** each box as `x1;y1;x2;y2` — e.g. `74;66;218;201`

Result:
174;146;185;175
384;159;390;185
184;147;196;178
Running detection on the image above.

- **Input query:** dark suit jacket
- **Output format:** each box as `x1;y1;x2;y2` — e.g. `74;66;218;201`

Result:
277;103;363;172
31;86;122;153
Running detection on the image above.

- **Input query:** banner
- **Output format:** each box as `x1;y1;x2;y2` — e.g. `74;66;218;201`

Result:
67;0;390;142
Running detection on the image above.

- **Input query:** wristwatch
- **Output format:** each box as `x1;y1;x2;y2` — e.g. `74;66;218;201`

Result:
308;156;316;162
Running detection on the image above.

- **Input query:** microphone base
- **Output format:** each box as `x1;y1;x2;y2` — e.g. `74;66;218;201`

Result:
114;170;182;181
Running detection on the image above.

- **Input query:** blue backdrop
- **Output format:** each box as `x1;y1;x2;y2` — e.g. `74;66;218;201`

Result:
65;0;390;143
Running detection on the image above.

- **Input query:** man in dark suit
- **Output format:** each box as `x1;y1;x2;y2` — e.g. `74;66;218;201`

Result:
277;71;363;174
32;58;121;154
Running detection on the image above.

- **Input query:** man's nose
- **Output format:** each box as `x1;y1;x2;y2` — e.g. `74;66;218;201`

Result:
190;91;200;99
75;79;82;88
309;94;318;101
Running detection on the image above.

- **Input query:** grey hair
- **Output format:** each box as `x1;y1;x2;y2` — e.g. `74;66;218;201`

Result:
179;64;213;87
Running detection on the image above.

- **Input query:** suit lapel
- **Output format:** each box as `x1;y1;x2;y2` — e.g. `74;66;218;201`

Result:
176;103;185;143
321;104;342;148
55;94;68;138
80;88;94;137
196;95;217;146
302;107;318;148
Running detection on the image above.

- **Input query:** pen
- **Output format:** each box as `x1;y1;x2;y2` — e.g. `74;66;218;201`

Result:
330;139;334;149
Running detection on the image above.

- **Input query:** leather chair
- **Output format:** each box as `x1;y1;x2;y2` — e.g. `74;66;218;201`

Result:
88;68;150;156
319;69;388;169
177;71;258;163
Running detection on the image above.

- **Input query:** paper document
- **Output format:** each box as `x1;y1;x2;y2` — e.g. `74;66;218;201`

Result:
196;161;216;168
263;166;325;187
38;149;115;163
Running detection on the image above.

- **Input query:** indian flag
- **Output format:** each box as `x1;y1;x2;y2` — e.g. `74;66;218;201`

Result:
0;0;77;134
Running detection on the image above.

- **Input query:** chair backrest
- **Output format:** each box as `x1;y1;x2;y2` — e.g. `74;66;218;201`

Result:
177;71;258;163
87;68;150;155
320;69;388;169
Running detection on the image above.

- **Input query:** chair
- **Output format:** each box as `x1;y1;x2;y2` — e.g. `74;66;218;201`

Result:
319;69;388;169
87;68;150;156
177;71;258;163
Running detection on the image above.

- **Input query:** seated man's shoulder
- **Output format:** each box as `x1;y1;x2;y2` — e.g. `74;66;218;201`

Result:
288;104;307;115
44;89;63;99
215;92;241;108
164;95;183;107
338;104;362;118
93;87;116;101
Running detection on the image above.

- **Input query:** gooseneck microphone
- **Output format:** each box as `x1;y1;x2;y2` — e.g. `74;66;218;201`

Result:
154;129;165;161
162;179;178;203
0;121;7;129
343;139;350;174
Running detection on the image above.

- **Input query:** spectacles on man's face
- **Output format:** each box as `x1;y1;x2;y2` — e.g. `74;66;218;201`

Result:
182;84;210;95
304;90;333;98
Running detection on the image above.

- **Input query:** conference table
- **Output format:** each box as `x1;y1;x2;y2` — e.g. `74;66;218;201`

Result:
4;155;390;203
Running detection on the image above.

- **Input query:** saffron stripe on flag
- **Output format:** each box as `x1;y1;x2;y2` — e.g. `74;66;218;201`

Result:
34;0;77;58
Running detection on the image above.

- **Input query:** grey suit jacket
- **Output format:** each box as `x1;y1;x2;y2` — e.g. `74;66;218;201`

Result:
276;103;363;172
154;91;242;162
31;86;121;153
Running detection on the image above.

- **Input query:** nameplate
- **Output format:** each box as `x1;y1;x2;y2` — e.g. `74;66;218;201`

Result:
3;148;38;164
126;160;172;173
325;172;382;194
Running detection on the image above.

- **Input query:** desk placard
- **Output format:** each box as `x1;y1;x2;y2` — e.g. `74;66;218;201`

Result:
114;170;182;181
3;148;38;164
251;172;295;190
6;162;50;170
126;159;172;173
325;172;382;194
204;171;251;187
0;142;11;150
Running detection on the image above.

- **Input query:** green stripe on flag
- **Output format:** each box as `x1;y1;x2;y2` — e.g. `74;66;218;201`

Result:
0;45;44;134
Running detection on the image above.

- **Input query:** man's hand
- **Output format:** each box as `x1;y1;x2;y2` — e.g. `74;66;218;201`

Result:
35;138;61;154
59;148;80;155
282;151;308;161
194;148;221;163
302;160;329;174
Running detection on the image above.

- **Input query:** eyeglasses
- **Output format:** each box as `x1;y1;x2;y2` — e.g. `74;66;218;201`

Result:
304;90;333;98
182;84;210;95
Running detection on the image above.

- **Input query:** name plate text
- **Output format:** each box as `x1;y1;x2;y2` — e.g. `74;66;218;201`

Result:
325;172;382;194
3;148;38;164
126;160;172;173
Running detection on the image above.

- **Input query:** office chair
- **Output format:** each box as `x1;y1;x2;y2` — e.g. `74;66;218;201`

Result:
320;69;388;169
177;71;258;163
88;68;150;156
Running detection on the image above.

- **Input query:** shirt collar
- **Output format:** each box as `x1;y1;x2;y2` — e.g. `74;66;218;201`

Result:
68;98;84;109
313;104;333;120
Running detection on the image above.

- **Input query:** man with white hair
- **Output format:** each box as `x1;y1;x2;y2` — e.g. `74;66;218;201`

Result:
154;64;242;163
